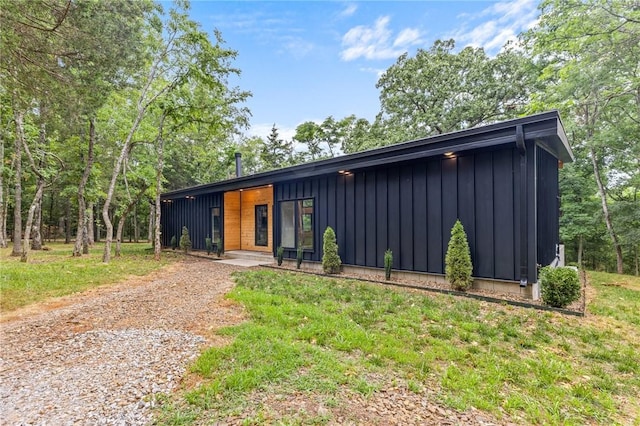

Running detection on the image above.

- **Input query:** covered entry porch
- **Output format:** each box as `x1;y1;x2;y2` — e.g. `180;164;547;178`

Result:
223;185;274;253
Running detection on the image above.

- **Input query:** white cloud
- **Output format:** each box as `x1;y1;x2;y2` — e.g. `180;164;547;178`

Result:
447;0;539;54
340;16;423;61
338;3;358;19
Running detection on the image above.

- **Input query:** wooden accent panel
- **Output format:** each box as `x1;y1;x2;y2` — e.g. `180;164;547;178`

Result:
224;191;241;250
239;186;273;252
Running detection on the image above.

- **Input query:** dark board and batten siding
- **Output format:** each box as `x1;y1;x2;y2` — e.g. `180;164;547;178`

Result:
160;193;222;250
274;143;543;283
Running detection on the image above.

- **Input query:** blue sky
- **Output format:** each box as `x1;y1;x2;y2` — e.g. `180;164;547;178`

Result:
186;0;540;141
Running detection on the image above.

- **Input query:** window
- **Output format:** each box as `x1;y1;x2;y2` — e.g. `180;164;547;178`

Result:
280;201;295;248
280;198;314;250
255;204;268;246
299;199;314;249
212;207;221;243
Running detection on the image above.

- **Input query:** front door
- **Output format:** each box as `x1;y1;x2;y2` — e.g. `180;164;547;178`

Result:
255;204;268;246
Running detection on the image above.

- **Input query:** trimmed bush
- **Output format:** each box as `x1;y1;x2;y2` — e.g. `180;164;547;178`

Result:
216;238;224;257
540;266;581;308
384;249;393;280
322;226;341;274
205;237;212;255
296;246;303;269
445;219;473;291
277;245;284;266
170;235;177;250
179;226;192;253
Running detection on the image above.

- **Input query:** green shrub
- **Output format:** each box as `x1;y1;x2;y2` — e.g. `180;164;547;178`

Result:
540;266;581;308
322;226;341;274
179;226;192;253
205;237;212;255
296;246;303;269
277;245;284;266
384;249;393;280
170;235;177;250
216;238;224;257
445;219;473;291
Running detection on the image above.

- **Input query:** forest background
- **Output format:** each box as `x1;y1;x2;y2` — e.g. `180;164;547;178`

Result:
0;0;637;274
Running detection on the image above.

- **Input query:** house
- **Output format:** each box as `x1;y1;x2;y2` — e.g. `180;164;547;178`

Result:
160;111;573;299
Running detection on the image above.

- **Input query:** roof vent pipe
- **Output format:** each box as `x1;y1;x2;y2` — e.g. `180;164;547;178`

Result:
235;152;242;178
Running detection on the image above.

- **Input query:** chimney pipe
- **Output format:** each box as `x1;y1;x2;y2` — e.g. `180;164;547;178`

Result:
235;152;242;177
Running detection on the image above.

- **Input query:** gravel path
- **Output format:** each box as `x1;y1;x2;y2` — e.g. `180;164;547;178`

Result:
0;259;244;425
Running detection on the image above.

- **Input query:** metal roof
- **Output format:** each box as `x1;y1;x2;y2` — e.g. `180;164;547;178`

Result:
162;110;573;199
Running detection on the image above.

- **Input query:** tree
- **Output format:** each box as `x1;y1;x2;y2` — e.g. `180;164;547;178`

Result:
375;39;536;143
261;125;293;170
525;0;640;273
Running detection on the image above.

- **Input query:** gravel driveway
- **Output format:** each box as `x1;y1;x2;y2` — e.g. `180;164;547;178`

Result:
0;258;245;425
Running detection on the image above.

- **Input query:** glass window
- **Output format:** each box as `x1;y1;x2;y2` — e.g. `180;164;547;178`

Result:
280;201;295;248
298;199;313;249
255;204;268;246
212;207;221;243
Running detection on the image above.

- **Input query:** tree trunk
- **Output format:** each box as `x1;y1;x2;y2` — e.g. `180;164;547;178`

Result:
11;109;24;256
65;200;71;244
0;131;6;248
87;202;94;246
590;147;624;274
133;204;139;243
577;235;584;268
94;200;100;242
148;205;154;242
73;118;95;256
31;197;43;250
154;114;166;261
115;187;148;257
21;178;45;262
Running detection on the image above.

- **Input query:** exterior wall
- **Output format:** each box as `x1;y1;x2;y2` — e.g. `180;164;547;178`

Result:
160;193;222;250
224;191;241;250
537;147;560;266
274;142;541;284
239;186;273;252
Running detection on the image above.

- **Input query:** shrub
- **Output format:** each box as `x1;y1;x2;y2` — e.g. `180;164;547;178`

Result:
445;219;473;291
296;246;303;269
277;245;284;266
205;237;212;255
540;266;581;308
216;238;224;257
170;235;177;250
384;249;393;280
179;226;192;253
322;226;341;274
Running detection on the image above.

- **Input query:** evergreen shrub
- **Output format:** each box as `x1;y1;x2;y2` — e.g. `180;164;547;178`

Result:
277;245;284;266
540;266;581;308
296;246;303;269
384;249;393;280
170;235;177;250
322;226;341;274
216;238;223;257
445;219;473;291
205;237;212;255
179;226;192;253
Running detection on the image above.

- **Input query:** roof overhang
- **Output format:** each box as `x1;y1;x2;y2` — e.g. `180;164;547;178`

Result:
162;111;573;200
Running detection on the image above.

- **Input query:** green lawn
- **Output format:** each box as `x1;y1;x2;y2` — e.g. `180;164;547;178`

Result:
0;242;181;312
159;269;640;426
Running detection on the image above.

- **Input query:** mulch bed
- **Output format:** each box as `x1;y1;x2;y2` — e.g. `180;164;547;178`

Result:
266;262;586;317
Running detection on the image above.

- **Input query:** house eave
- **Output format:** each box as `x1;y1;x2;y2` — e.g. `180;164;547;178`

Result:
161;110;573;200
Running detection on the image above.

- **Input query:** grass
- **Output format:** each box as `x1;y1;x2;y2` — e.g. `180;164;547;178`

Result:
158;269;640;425
0;242;181;312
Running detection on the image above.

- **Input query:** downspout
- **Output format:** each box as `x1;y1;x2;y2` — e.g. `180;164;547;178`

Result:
516;125;528;288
